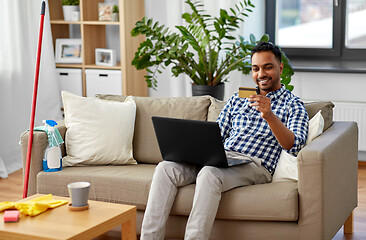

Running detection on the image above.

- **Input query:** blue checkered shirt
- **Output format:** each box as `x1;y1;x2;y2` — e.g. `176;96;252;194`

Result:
217;85;309;174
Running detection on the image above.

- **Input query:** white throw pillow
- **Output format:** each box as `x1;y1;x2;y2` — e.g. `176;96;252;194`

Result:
272;110;324;182
61;91;137;166
306;110;325;144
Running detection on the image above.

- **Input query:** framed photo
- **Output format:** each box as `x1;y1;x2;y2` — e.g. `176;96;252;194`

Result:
55;39;82;63
98;3;113;21
95;48;116;67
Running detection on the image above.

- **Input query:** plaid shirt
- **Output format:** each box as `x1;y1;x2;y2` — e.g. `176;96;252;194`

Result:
217;85;309;174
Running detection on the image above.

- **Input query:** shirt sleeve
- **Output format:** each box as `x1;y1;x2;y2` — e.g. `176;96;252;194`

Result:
286;99;309;156
216;94;236;141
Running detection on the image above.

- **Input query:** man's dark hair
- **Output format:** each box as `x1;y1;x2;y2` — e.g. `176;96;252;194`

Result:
251;41;282;63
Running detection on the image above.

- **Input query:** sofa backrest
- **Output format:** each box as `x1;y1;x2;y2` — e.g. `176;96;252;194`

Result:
97;95;211;164
97;94;334;164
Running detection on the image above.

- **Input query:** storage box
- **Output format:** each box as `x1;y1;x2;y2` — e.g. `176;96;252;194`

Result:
85;69;122;97
56;68;83;96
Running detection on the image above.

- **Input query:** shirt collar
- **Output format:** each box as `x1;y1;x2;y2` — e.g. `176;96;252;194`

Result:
265;84;286;101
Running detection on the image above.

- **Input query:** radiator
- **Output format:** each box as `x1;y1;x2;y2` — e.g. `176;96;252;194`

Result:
333;101;366;151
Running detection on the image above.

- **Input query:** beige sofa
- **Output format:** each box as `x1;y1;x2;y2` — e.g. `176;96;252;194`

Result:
20;95;358;240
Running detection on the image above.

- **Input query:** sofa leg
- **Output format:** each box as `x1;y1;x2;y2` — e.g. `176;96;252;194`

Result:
344;211;354;234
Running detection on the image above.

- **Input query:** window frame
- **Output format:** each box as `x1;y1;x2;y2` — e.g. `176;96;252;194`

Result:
265;0;366;61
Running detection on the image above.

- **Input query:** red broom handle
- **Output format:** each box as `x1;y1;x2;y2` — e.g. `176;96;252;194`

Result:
23;1;46;198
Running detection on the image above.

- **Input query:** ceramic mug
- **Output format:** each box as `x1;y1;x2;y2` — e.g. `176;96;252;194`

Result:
67;182;90;207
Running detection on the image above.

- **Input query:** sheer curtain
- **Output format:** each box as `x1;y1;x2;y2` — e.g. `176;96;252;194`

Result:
144;0;265;99
0;0;62;178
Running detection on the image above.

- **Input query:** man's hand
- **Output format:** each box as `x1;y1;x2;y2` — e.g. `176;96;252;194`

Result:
248;94;295;151
248;95;273;120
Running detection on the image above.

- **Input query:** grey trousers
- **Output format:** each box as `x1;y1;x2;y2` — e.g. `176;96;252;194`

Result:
140;160;272;240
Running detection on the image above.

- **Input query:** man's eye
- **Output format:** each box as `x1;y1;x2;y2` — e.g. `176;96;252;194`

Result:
252;68;259;71
265;66;273;70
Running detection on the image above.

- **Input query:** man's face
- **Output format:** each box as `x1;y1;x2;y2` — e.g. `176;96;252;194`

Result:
251;51;283;94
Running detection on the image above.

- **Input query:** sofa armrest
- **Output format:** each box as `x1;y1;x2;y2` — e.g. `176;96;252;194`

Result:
297;121;358;240
20;122;66;196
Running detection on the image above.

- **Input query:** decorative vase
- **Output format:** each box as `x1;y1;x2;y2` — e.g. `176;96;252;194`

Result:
191;83;225;100
63;5;80;21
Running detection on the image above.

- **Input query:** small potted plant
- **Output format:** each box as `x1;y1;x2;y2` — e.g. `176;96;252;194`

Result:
62;0;80;21
112;5;119;22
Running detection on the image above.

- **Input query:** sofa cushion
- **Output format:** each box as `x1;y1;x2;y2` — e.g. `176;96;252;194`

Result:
37;164;298;221
96;95;212;164
207;97;226;122
61;91;137;166
172;181;298;221
37;165;156;210
303;101;334;131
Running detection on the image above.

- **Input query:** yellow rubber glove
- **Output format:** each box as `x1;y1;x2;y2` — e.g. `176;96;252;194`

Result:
26;194;68;208
0;202;16;212
15;202;49;216
12;194;68;216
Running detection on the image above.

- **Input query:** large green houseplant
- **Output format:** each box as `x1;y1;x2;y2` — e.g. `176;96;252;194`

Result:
131;0;294;98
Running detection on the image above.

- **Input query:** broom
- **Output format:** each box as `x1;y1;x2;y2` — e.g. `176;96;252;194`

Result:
23;1;46;198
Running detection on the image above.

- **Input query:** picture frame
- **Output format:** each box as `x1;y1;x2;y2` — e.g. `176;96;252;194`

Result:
95;48;116;67
55;39;82;63
98;3;113;21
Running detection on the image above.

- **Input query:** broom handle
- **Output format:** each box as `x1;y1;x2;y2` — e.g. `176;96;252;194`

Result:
23;1;46;199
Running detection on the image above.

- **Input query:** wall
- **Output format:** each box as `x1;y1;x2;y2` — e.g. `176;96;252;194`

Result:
291;71;366;161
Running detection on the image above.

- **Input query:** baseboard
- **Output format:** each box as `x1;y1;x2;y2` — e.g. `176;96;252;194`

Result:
359;161;366;168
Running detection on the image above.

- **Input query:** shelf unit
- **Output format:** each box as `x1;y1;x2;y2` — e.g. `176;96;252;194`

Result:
49;0;147;97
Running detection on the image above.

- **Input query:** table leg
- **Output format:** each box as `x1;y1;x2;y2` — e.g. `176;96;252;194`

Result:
121;217;137;240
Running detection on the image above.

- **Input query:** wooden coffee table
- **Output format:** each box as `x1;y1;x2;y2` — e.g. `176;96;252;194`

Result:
0;194;136;240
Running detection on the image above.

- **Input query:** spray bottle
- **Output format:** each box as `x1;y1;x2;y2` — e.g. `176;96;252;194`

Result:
42;120;62;172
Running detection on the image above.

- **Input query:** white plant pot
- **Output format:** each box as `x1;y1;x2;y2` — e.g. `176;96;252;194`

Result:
111;13;119;22
63;5;80;21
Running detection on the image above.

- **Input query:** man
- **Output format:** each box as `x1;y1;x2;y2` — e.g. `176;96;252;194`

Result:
141;41;309;240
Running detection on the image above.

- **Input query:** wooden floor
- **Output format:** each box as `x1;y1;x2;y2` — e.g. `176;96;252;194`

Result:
1;166;366;240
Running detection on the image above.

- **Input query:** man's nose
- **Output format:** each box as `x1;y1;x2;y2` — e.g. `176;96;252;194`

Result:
258;68;266;78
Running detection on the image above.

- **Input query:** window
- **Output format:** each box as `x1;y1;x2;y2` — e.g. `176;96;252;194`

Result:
266;0;366;60
346;0;366;49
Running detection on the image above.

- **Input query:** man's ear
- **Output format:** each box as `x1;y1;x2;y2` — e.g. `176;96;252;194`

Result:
279;62;284;75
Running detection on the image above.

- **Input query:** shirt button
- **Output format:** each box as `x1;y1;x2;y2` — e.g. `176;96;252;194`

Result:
250;123;253;127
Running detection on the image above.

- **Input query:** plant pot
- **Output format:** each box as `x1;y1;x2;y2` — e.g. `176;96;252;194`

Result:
111;13;119;22
63;5;80;21
192;83;225;100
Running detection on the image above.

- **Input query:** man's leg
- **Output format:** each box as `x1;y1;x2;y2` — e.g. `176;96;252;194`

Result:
185;162;271;240
141;161;199;240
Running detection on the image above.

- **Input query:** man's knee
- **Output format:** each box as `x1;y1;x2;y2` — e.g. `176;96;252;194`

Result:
155;161;177;176
197;166;223;187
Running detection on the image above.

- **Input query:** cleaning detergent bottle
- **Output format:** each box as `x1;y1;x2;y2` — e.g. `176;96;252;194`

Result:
42;120;62;172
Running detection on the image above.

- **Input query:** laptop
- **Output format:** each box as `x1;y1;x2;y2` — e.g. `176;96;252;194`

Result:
151;116;253;168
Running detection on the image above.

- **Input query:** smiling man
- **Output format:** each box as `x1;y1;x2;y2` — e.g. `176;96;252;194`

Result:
219;41;309;175
140;41;309;240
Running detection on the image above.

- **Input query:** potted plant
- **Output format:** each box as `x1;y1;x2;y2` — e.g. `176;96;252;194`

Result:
112;5;119;22
62;0;80;22
131;0;294;99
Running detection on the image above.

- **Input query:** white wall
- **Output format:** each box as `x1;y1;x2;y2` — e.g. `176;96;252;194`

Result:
291;72;365;103
291;71;366;161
